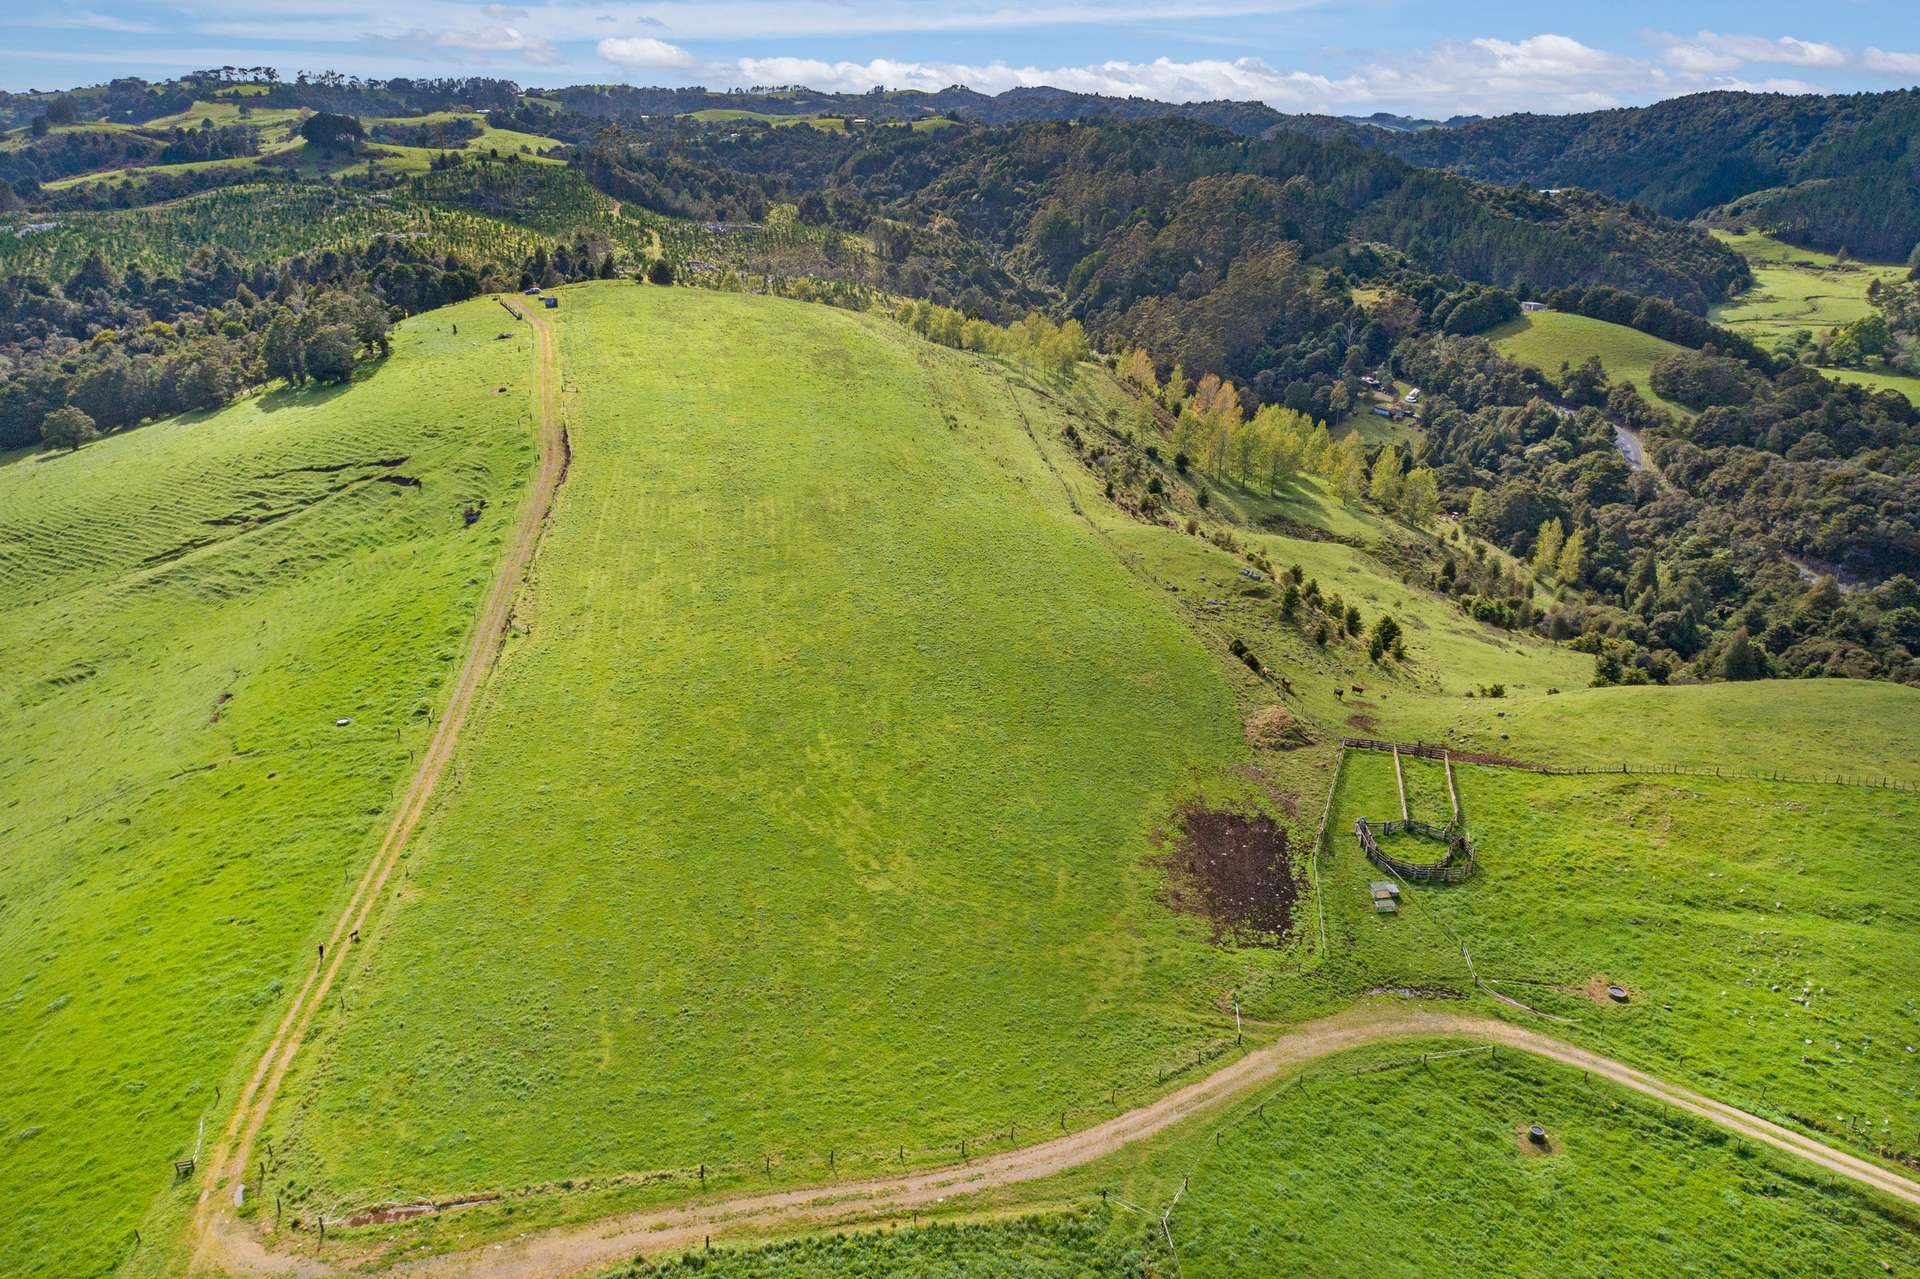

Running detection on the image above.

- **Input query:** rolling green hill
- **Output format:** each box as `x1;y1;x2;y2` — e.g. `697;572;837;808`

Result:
0;167;647;280
619;1036;1920;1279
1710;231;1920;405
0;298;536;1279
1488;310;1690;419
1322;749;1920;1168
8;278;1918;1279
259;283;1279;1247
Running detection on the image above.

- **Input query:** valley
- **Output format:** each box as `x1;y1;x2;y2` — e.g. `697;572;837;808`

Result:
1;53;1917;1279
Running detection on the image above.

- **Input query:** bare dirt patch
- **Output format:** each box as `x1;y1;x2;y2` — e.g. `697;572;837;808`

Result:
1365;985;1468;1000
1158;806;1300;946
1572;974;1632;1005
1345;713;1378;732
1244;704;1314;751
344;1196;498;1228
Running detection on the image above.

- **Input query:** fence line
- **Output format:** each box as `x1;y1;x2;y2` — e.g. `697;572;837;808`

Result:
1307;748;1343;958
1340;739;1917;793
1158;1044;1502;1267
1354;815;1476;884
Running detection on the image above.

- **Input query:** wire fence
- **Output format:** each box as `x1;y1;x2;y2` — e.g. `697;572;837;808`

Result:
1340;738;1919;793
275;1025;1259;1241
1157;1043;1504;1270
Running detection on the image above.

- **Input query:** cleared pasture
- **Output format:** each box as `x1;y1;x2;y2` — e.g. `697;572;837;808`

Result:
261;283;1284;1244
1488;310;1691;419
0;298;536;1279
1324;749;1920;1169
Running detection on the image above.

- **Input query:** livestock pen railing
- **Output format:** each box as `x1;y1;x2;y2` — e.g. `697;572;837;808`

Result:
1354;814;1476;884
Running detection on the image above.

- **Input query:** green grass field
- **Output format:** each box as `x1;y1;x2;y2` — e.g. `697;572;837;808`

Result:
1167;1039;1920;1279
681;109;953;134
0;298;537;1279
1488;310;1691;419
10;277;1919;1277
1379;678;1920;784
600;1037;1920;1279
1321;751;1920;1169
1;168;640;281
258;283;1295;1246
1710;231;1920;405
685;108;851;131
38;108;566;194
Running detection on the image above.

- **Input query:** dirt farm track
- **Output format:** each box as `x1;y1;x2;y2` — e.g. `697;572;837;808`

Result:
184;299;1920;1279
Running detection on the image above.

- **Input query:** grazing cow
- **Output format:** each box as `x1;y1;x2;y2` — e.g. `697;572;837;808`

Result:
1333;688;1344;700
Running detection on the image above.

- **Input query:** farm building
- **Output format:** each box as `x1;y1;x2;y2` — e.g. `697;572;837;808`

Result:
1521;300;1548;313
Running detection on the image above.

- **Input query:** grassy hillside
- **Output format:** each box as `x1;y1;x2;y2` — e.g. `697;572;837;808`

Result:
1320;750;1920;1168
0;298;536;1279
1383;678;1920;784
0;167;641;280
261;283;1282;1240
1167;1039;1920;1279
25;103;566;193
1711;231;1908;338
1488;310;1691;419
1710;231;1920;405
603;1037;1920;1279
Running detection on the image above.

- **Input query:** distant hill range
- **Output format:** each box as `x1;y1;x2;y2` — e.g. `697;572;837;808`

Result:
1278;90;1920;262
1337;112;1483;132
543;82;1920;260
6;72;1915;261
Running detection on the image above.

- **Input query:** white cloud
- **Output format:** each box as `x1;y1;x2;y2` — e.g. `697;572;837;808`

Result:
12;9;163;33
726;54;1349;105
708;30;1887;116
726;35;1675;115
1654;31;1846;74
138;1;1320;48
598;35;695;69
383;23;565;65
1864;48;1920;77
1713;77;1822;96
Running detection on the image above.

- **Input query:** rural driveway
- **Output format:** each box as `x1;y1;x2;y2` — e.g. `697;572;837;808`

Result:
189;299;568;1275
217;1002;1920;1279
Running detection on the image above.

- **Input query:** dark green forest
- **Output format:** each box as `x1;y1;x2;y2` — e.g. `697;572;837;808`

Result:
3;70;1916;687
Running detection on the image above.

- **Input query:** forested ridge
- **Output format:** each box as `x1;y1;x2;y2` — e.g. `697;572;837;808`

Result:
4;70;1917;686
1281;89;1920;261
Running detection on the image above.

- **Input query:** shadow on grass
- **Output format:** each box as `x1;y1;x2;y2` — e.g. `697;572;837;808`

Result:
2;355;390;470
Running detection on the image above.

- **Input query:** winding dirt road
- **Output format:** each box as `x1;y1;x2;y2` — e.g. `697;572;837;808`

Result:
186;298;1919;1279
211;1002;1919;1279
188;300;567;1275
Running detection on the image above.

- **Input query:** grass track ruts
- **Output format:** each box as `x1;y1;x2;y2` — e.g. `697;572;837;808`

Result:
187;300;567;1274
214;1004;1920;1279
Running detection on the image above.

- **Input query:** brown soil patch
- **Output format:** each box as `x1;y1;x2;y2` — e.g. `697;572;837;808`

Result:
1245;704;1314;751
1365;985;1468;1000
344;1196;498;1228
1158;806;1300;946
1514;1124;1558;1156
1573;974;1631;1005
1345;713;1377;732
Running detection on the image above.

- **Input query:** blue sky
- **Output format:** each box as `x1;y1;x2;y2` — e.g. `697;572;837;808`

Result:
3;0;1917;115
